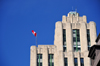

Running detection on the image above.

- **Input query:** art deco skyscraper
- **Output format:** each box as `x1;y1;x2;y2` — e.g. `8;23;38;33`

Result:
30;11;97;66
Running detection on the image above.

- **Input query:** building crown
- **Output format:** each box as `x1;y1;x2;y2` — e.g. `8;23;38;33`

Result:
68;11;79;17
62;11;87;23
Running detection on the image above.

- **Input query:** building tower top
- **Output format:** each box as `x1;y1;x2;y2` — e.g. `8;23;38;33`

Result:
68;11;79;17
62;11;87;23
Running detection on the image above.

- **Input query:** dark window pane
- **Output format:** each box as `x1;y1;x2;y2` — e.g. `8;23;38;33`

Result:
40;63;42;66
88;47;90;51
78;47;81;51
63;29;66;44
37;54;42;59
40;54;42;59
63;47;66;52
81;58;83;63
48;54;50;66
87;34;89;37
80;58;84;66
37;54;39;66
77;40;80;42
74;58;77;63
63;36;66;38
51;55;53;59
87;29;90;51
63;29;66;35
74;47;76;51
52;63;54;66
37;54;39;59
64;58;68;66
63;39;66;42
87;29;89;33
77;38;80;41
77;32;79;34
77;34;79;37
48;54;50;59
74;58;78;66
73;37;76;41
37;63;39;66
77;29;79;31
87;38;90;42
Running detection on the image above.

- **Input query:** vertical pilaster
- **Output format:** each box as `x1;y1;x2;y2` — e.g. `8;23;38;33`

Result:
30;46;37;66
78;52;81;66
68;52;74;66
80;23;88;52
66;22;73;52
62;15;67;23
54;21;63;51
83;15;87;23
58;51;64;66
54;48;58;66
84;52;91;66
77;16;79;22
71;16;73;23
43;46;48;66
89;22;97;46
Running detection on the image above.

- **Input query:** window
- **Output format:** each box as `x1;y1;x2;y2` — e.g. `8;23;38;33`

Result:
74;47;81;52
64;58;68;66
80;58;84;66
73;29;81;52
63;47;66;52
48;54;54;66
74;58;78;66
63;29;67;52
87;29;91;51
63;29;66;42
37;54;42;66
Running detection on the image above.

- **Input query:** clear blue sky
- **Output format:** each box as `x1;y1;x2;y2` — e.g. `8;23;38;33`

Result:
0;0;100;66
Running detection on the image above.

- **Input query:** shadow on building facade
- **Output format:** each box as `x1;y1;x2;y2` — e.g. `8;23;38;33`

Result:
88;33;100;66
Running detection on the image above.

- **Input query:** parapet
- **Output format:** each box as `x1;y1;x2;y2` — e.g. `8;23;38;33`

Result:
62;11;87;23
30;45;57;54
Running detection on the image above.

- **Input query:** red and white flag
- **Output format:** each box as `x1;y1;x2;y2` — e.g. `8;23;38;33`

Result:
32;30;37;37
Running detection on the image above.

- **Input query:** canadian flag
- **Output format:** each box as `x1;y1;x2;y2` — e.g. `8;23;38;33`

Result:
32;30;37;37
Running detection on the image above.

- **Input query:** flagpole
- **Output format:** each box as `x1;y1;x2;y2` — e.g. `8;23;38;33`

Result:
36;34;37;47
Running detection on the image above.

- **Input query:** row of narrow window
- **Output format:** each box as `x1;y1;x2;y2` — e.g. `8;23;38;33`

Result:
37;54;84;66
64;58;84;66
37;54;54;66
63;29;90;52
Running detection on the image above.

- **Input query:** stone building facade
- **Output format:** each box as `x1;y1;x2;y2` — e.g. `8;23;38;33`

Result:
30;11;97;66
